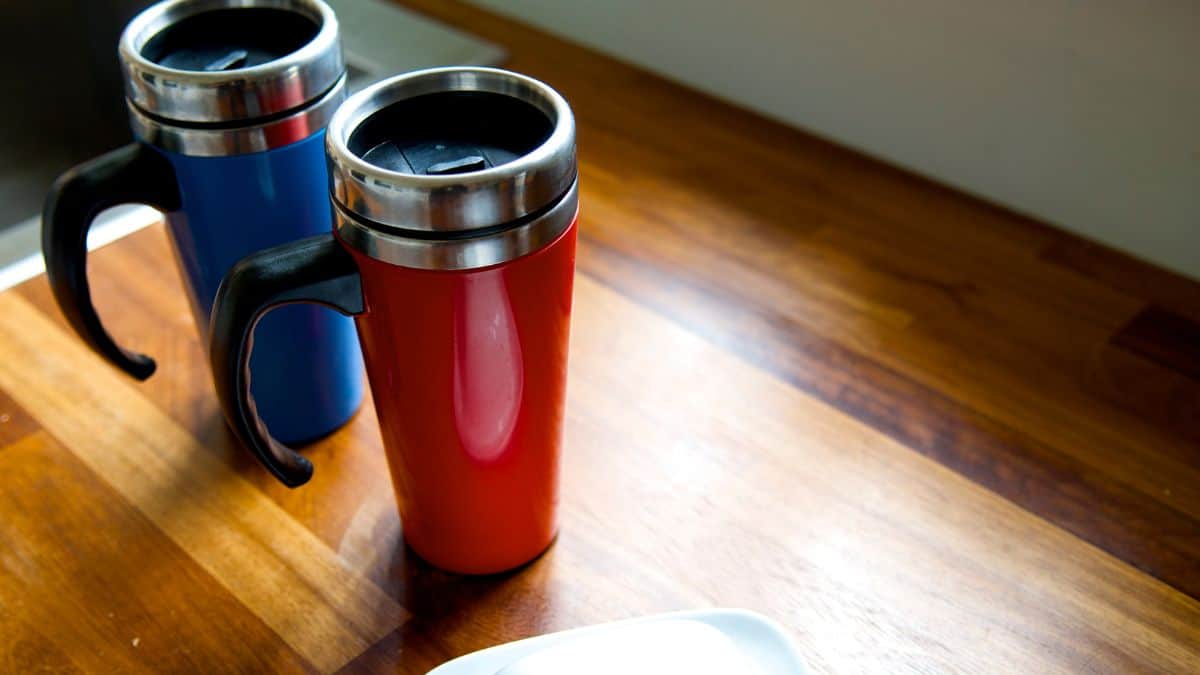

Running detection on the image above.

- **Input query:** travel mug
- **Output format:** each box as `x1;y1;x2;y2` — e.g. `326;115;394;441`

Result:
42;0;363;443
210;67;578;574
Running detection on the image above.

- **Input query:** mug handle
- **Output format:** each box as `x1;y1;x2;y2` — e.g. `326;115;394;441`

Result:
209;234;364;487
42;142;181;380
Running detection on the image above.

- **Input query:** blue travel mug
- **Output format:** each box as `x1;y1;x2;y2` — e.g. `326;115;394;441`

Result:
42;0;363;444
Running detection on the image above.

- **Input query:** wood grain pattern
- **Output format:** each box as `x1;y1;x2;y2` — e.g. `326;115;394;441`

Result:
0;0;1197;671
0;605;82;674
0;432;312;674
1041;236;1200;324
560;275;1200;673
578;234;1200;595
1113;305;1200;380
0;293;407;673
0;389;39;447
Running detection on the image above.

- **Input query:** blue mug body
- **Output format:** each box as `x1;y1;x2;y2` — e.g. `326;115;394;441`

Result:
156;132;364;443
41;0;361;446
42;132;364;445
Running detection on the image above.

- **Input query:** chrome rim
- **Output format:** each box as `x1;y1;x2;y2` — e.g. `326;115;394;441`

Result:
119;0;342;124
325;67;577;233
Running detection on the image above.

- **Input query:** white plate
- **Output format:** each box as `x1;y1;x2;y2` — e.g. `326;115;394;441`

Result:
428;609;808;675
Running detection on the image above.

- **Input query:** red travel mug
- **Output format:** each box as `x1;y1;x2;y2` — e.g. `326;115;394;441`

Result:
209;67;578;574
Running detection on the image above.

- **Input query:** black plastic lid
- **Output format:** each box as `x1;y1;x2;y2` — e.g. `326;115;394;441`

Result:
140;8;319;72
348;91;553;177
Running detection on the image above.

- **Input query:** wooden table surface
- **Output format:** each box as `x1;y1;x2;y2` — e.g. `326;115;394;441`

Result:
3;1;1200;672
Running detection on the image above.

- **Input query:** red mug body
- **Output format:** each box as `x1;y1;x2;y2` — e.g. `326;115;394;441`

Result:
344;217;577;574
208;67;580;576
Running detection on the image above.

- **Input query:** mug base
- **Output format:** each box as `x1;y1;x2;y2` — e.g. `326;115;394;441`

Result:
271;393;365;446
403;528;559;576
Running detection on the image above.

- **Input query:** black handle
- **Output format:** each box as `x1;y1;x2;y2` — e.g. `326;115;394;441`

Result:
42;142;181;380
209;234;364;487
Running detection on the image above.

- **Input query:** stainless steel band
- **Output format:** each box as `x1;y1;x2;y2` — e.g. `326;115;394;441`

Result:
119;0;342;124
325;67;577;233
127;75;346;156
334;179;578;271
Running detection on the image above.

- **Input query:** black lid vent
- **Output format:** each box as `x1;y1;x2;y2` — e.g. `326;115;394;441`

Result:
349;91;553;177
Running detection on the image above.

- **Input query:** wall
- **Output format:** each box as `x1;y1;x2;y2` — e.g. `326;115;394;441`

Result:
468;0;1200;279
